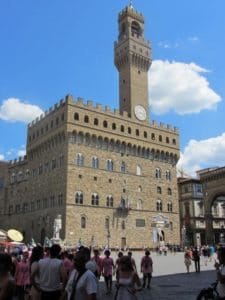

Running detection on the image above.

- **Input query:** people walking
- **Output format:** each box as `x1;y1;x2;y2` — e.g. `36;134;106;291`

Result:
140;250;153;289
15;250;30;300
184;250;192;273
38;244;67;300
61;247;98;300
0;253;16;300
114;255;141;300
30;246;44;300
192;247;200;272
102;250;115;294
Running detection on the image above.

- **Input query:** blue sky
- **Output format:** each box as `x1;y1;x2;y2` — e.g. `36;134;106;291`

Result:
0;0;225;176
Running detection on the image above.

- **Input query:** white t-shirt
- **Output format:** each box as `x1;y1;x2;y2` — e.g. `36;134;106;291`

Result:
217;264;225;297
38;257;62;291
66;269;97;300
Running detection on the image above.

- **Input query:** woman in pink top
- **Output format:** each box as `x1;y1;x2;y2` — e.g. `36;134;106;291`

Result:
102;250;115;294
15;251;30;300
140;250;153;289
91;249;102;279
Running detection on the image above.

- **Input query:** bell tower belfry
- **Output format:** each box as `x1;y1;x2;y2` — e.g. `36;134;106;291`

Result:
114;4;152;122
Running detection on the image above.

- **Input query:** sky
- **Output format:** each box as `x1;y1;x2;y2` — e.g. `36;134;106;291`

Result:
0;0;225;177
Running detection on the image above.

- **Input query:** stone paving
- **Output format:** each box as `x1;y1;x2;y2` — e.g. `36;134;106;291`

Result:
97;251;217;299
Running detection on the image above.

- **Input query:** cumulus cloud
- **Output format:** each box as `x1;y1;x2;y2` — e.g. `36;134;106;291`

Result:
17;149;26;157
177;133;225;177
149;60;221;115
0;98;43;123
0;154;5;161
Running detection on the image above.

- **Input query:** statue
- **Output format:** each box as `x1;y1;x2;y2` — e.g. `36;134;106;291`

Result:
53;215;62;240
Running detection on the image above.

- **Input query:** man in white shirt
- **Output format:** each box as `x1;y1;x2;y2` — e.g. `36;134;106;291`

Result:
61;247;97;300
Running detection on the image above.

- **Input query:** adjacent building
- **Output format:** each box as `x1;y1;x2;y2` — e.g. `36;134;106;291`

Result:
178;166;225;246
0;4;180;248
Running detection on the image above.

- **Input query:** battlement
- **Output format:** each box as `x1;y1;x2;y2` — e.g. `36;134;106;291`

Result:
28;98;66;128
9;155;27;166
119;6;144;23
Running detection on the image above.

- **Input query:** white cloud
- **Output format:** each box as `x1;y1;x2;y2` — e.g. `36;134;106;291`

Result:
0;154;5;161
188;36;199;42
0;98;43;123
18;149;26;157
149;60;221;115
177;133;225;177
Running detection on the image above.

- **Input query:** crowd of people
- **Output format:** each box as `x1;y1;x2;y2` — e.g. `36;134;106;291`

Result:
0;245;153;300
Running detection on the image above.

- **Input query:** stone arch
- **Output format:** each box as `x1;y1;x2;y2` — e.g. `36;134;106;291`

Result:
84;133;91;146
97;136;103;148
91;134;97;147
103;137;109;150
77;131;84;144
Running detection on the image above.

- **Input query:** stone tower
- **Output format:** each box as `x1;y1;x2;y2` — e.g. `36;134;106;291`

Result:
114;4;152;122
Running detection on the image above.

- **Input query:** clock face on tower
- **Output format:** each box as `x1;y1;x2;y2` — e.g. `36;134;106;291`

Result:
134;105;147;121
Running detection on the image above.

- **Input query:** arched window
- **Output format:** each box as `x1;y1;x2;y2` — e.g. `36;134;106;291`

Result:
120;161;126;173
92;156;99;169
138;185;142;192
137;199;143;210
172;138;176;145
166;137;170;143
76;153;84;166
112;123;116;130
75;191;83;205
106;195;114;207
128;127;131;134
151;133;155;140
103;120;108;128
121;220;126;230
94;118;99;126
144;131;147;138
105;217;110;229
166;170;171;181
121;125;125;132
167;202;173;212
131;21;141;37
136;165;142;176
168;188;172;195
156;200;162;212
106;159;114;171
81;216;86;228
155;168;161;178
157;186;162;194
159;135;162;142
91;193;99;206
11;173;17;184
74;113;79;120
84;115;89;123
136;129;139;136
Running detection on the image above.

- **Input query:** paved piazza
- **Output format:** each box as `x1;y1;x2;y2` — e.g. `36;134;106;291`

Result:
98;251;217;299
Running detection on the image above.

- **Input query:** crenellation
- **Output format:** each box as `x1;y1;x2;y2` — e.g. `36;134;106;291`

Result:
77;97;84;106
104;105;111;113
114;108;119;115
87;100;93;107
96;103;102;111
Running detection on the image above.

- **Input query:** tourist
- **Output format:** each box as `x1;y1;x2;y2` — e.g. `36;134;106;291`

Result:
15;250;30;300
114;255;141;300
140;250;153;289
102;250;115;294
0;253;16;300
127;251;137;272
30;246;44;300
184;250;192;273
38;244;67;300
215;247;225;298
91;249;102;279
61;247;97;300
115;251;123;282
192;247;200;272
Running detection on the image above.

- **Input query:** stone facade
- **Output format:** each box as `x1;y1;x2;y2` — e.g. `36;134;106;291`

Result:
0;5;180;249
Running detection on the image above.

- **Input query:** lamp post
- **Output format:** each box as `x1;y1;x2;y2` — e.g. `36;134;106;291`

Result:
181;225;186;250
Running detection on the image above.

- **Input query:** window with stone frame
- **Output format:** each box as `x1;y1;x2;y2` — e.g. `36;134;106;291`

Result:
103;120;108;128
121;220;126;230
92;193;99;206
157;186;162;194
155;168;161;179
112;123;116;130
120;161;126;173
106;195;114;207
58;193;63;206
136;165;142;176
94;118;99;125
50;195;55;208
156;200;162;212
74;112;79;120
92;156;99;169
76;153;84;166
81;216;86;229
168;188;172;195
137;199;143;209
106;159;114;171
121;125;125;132
105;217;110;229
84;115;89;123
165;170;171;181
75;191;83;205
167;202;173;212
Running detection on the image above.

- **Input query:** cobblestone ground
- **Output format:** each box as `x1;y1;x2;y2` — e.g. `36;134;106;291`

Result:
97;251;217;300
